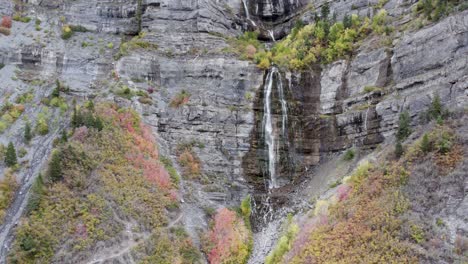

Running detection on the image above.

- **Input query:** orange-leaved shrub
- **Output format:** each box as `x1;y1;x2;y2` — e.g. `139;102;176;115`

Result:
203;208;252;264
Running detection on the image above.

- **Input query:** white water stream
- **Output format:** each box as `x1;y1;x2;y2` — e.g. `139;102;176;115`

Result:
262;67;289;189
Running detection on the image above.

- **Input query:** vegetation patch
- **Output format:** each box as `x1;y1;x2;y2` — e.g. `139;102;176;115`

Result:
0;102;25;133
114;32;158;60
170;90;191;108
227;6;392;70
35;107;50;136
202;207;252;264
176;142;201;179
9;103;197;263
342;148;355;161
0;169;18;224
414;0;465;22
279;161;415;263
12;14;31;23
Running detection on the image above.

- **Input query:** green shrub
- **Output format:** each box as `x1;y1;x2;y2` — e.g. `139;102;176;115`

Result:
328;179;342;188
170;90;191;108
26;174;44;214
372;9;390;34
410;224;425;244
49;97;68;111
16;91;34;104
420;133;431;153
0;121;7;133
436;218;445;227
343;149;355;161
61;25;73;40
18;148;27;158
12;14;31;23
69;25;87;32
395;141;404;158
0;27;11;36
113;33;157;60
363;86;382;93
35;108;50;135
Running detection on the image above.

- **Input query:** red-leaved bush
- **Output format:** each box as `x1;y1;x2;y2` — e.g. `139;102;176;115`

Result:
203;208;251;264
1;16;12;28
99;104;175;192
336;184;352;201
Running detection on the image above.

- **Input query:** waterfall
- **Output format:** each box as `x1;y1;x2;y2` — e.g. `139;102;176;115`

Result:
277;72;288;135
242;0;250;18
263;68;277;189
364;100;370;132
268;30;276;42
263;67;289;189
242;0;257;27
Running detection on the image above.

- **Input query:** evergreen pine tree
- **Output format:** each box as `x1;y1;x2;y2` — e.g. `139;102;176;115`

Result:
428;93;442;120
53;79;61;97
94;117;104;131
24;122;32;143
396;111;411;141
84;112;96;128
321;2;330;20
48;150;62;182
343;14;352;28
420;133;431;153
52;87;60;97
5;142;17;167
395;141;404;158
72;106;83;128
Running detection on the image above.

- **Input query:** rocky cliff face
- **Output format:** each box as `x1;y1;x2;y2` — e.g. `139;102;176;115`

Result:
0;0;467;263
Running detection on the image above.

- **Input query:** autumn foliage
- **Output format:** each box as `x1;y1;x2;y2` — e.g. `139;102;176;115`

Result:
276;162;417;264
203;208;252;264
9;104;191;263
1;16;12;28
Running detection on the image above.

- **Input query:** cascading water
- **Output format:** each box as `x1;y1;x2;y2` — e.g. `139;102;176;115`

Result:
262;67;289;189
263;68;277;189
242;0;250;18
268;30;276;41
249;66;298;264
242;0;257;27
